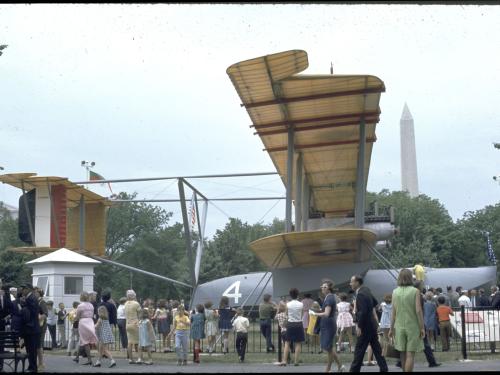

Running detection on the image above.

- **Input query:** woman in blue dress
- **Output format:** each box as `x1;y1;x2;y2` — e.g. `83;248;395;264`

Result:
313;279;345;373
423;291;437;348
217;296;234;354
190;304;206;363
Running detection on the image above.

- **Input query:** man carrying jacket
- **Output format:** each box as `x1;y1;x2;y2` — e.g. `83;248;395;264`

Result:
349;275;388;372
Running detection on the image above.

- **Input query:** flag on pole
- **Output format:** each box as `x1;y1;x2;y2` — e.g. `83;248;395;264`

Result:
189;193;197;233
89;170;114;195
486;232;497;265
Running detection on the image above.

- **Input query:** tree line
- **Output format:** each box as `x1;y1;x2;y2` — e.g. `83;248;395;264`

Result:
0;190;498;301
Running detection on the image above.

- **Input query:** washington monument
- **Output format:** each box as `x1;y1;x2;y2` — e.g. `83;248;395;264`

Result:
400;103;419;197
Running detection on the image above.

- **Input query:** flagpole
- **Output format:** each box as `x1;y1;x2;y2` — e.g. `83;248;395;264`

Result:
81;160;95;189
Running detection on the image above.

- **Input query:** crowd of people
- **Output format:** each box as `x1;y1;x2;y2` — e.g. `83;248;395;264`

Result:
1;276;500;373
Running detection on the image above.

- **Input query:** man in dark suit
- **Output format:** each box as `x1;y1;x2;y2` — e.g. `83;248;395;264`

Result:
491;286;500;309
477;288;491;307
0;280;14;372
349;275;388;373
21;284;40;373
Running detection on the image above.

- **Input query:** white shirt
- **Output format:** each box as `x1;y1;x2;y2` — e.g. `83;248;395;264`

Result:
117;304;126;320
232;316;250;333
47;308;57;325
458;295;472;308
287;300;303;323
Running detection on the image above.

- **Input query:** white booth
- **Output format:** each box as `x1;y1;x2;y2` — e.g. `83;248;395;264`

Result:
26;247;101;307
26;248;101;345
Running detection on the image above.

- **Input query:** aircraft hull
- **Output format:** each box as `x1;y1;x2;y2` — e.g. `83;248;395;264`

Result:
191;266;498;308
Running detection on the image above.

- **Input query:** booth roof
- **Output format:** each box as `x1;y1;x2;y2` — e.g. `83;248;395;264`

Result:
26;247;101;265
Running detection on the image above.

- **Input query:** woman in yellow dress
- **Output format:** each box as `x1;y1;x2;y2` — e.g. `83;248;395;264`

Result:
124;290;142;364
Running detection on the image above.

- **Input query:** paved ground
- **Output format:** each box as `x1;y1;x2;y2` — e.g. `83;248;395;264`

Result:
4;354;500;372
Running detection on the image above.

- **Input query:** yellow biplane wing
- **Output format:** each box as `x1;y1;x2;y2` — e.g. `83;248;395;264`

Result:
0;173;111;256
227;50;385;269
227;50;384;217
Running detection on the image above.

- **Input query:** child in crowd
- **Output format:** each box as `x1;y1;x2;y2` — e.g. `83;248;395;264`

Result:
336;293;354;353
174;304;191;366
424;291;438;349
436;296;454;351
204;301;218;354
138;308;156;365
94;305;116;368
154;299;171;352
46;301;58;349
190;304;206;363
378;293;393;357
232;308;249;363
165;300;179;353
116;297;128;354
68;301;80;360
306;301;321;352
57;302;67;348
218;296;235;354
275;301;288;346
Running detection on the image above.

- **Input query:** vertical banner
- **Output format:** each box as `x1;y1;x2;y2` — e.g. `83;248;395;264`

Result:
189;192;197;234
486;232;497;265
194;199;208;285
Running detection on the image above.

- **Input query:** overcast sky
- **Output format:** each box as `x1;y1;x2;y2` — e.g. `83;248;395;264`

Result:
1;3;499;239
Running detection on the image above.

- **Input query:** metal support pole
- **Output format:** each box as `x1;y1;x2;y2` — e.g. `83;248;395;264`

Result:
111;197;286;203
302;181;309;231
461;305;467;360
355;117;366;229
194;196;208;284
89;255;193;289
285;125;294;232
295;153;303;231
73;171;279;185
355;117;367;262
79;195;85;250
181;179;208;201
178;178;196;287
20;180;36;246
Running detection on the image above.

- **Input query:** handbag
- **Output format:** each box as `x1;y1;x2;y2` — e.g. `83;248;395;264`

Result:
313;316;321;335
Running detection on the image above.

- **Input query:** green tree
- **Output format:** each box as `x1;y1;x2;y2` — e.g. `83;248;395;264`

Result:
199;217;285;283
105;192;171;257
367;190;454;268
103;223;191;301
94;193;185;300
456;203;500;277
0;202;34;285
376;237;440;268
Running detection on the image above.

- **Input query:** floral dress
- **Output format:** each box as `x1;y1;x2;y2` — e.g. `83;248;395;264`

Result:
204;308;218;336
336;301;354;330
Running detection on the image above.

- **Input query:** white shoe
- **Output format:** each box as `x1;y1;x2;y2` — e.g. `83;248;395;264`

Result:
338;364;346;372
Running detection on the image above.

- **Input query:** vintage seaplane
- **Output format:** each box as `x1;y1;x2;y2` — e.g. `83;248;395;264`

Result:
191;49;496;306
1;50;496;307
